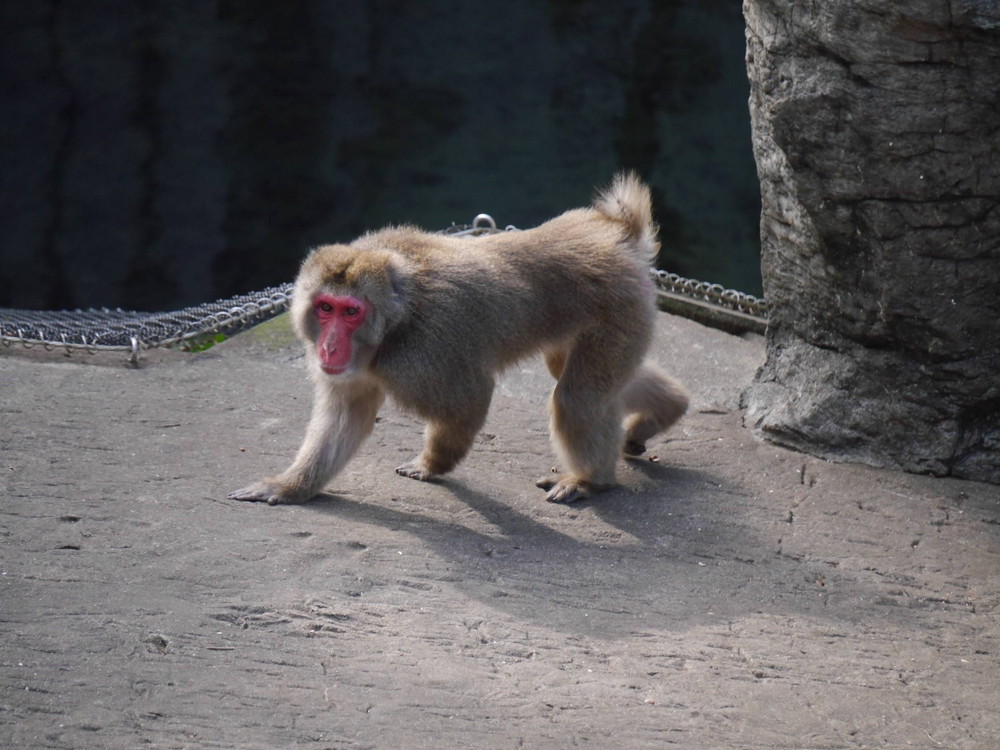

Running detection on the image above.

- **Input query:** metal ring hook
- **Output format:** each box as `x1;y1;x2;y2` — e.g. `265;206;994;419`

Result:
472;214;497;231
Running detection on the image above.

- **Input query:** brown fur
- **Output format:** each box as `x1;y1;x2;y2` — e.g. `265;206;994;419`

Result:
229;172;688;505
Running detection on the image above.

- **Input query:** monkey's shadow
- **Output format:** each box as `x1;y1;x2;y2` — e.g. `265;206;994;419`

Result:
299;459;785;636
309;454;703;543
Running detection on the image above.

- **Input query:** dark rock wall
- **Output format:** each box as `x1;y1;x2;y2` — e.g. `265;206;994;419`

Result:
0;0;759;311
1;1;229;311
743;0;1000;483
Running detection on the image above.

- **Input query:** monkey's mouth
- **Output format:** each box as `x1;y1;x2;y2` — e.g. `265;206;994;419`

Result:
319;358;366;379
317;340;353;375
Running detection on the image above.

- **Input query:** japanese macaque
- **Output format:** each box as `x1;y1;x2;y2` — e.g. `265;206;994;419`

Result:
229;173;688;506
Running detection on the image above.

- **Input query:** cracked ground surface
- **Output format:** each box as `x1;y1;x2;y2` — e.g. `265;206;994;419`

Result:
2;313;998;748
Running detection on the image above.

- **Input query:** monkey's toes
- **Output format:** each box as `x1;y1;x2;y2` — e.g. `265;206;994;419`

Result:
623;439;646;456
536;475;593;504
535;476;557;491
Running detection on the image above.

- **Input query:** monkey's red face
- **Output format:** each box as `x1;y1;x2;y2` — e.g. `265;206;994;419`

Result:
313;293;371;375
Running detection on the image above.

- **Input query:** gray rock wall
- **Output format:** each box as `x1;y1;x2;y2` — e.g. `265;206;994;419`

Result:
743;0;1000;482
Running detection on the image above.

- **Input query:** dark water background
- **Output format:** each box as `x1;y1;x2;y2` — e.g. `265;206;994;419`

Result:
0;1;760;312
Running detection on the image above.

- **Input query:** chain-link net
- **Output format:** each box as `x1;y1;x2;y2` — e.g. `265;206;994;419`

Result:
0;216;767;364
0;286;293;364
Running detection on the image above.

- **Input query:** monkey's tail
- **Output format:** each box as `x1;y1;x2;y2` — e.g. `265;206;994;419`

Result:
593;172;660;262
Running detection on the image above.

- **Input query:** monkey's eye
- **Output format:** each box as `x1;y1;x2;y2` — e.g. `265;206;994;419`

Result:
344;306;360;317
317;301;333;313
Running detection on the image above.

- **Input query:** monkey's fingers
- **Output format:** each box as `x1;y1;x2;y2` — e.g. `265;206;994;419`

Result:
395;460;437;482
228;480;294;506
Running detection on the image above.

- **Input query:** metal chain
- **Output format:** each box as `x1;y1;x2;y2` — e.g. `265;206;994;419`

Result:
649;269;767;334
649;270;767;318
0;214;767;364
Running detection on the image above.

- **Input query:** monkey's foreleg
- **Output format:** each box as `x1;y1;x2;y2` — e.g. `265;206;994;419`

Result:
395;419;481;481
229;380;384;505
395;380;494;482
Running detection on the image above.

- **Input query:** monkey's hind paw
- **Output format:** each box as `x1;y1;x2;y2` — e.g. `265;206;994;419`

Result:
623;439;647;457
535;475;598;504
395;461;438;482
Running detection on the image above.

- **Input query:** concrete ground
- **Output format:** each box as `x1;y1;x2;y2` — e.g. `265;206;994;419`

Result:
1;312;997;749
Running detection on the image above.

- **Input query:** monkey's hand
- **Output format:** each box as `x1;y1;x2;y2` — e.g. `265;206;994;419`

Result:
228;479;307;506
535;475;604;504
395;460;438;482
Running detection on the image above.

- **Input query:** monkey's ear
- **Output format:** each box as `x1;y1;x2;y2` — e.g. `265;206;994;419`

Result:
382;259;411;323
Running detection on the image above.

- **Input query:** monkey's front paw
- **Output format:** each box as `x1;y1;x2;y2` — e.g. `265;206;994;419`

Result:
228;480;300;506
535;475;596;504
395;460;438;482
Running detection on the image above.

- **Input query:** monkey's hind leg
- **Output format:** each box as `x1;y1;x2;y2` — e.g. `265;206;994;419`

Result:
621;364;689;456
538;350;626;504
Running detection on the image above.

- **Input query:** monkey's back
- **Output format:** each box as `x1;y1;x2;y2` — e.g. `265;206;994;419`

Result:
365;200;657;386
